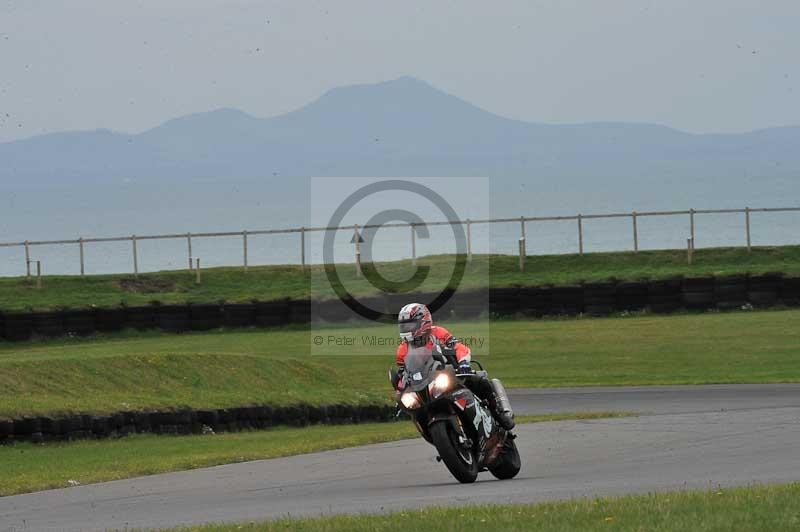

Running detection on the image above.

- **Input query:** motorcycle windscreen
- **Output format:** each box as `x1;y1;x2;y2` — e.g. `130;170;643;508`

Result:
404;345;437;392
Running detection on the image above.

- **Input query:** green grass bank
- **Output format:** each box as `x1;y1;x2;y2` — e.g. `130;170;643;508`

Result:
0;246;798;312
174;482;800;532
1;309;798;418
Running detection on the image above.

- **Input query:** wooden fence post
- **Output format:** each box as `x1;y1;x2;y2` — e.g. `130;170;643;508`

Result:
79;237;85;276
745;207;751;251
132;235;139;277
632;211;639;252
243;230;249;272
466;219;472;262
518;237;526;272
195;258;201;284
354;224;362;278
24;240;30;277
300;227;306;268
577;214;584;255
187;233;193;270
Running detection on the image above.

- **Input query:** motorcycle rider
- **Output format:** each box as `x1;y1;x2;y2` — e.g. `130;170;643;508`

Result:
393;303;515;430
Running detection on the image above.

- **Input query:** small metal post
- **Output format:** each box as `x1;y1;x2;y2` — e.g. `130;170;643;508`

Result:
690;208;695;245
243;230;249;272
79;237;85;276
195;258;201;284
187;233;193;270
466;219;472;262
411;224;417;266
687;237;694;265
354;224;362;278
519;216;526;271
745;207;751;251
35;260;42;289
300;227;306;268
632;212;639;252
577;214;584;255
24;240;30;277
132;235;139;277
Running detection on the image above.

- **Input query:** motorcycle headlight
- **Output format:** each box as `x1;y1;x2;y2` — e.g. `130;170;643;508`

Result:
428;371;453;399
400;391;422;410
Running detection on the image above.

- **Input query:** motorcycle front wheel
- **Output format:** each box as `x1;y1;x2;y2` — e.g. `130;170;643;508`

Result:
430;420;478;483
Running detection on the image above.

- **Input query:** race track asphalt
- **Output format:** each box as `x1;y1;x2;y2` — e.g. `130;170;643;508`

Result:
2;383;800;531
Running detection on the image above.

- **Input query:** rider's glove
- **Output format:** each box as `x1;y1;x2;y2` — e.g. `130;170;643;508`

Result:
456;360;474;375
394;364;406;389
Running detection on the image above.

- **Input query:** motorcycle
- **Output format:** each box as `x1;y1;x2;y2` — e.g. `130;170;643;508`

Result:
390;343;521;483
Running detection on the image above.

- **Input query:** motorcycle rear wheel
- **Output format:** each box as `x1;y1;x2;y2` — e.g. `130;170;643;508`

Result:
488;436;521;480
430;421;478;484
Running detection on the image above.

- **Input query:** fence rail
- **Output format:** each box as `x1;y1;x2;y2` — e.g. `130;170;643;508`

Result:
2;206;799;277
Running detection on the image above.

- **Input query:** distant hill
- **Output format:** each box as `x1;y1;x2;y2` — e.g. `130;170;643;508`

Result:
1;76;799;185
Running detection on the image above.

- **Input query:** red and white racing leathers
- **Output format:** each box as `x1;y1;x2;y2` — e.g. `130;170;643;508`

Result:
395;325;471;366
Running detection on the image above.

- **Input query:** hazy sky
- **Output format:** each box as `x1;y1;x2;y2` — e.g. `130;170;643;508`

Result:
0;0;797;143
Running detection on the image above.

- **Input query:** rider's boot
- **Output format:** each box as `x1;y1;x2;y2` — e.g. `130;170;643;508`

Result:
489;378;515;430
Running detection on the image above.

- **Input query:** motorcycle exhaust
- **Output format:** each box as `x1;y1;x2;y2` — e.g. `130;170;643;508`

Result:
491;378;514;418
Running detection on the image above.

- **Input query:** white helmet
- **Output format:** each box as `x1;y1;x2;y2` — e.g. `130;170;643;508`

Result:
397;303;432;342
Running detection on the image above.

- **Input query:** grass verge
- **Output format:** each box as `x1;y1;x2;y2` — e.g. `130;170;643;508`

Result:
0;413;622;496
0;246;798;311
1;309;799;418
173;482;800;532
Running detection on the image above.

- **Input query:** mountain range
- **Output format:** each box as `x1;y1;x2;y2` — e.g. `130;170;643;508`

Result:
1;76;799;185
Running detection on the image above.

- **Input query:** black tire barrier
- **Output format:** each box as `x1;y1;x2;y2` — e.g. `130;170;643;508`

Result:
615;282;648;311
439;289;487;320
3;274;800;344
32;312;64;337
714;274;749;310
518;286;553;317
14;417;42;436
94;308;126;332
384;293;408;314
1;313;33;341
551;285;584;315
0;404;395;444
489;287;520;316
583;282;616;316
222;303;256;328
317;298;353;323
780;276;800;306
62;310;96;336
682;276;715;310
649;294;682;313
682;291;714;308
0;419;12;443
359;294;389;317
158;305;191;332
748;273;783;307
290;299;315;324
0;403;397;444
648;278;682;313
683;275;715;292
255;300;289;327
189;304;224;331
124;306;158;330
